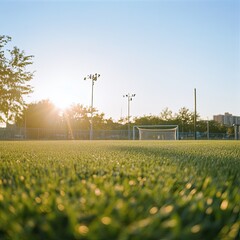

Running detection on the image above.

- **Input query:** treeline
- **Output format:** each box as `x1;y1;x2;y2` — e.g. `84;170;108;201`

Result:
15;100;121;131
15;100;230;134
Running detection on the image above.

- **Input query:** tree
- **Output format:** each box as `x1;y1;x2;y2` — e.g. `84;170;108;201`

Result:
16;100;60;129
63;104;91;130
64;104;122;131
176;107;195;132
0;35;34;124
134;115;163;126
160;107;174;121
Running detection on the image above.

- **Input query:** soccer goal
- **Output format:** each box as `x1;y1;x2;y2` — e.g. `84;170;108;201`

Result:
133;125;179;140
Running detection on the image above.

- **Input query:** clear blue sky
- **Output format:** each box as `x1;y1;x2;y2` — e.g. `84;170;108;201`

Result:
1;0;239;120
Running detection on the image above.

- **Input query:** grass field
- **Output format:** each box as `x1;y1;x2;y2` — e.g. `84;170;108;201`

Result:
0;140;239;240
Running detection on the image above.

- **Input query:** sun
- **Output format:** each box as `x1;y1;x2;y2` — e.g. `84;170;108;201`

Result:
51;95;72;110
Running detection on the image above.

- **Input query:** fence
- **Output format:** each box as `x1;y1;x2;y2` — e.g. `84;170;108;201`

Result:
0;128;129;140
0;127;235;140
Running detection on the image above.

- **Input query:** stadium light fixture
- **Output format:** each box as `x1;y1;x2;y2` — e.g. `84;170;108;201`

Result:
84;73;101;140
123;93;136;140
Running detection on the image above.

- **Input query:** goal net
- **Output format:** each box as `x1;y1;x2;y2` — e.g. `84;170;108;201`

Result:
133;125;179;140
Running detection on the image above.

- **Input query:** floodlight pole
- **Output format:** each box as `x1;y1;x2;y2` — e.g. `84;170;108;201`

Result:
84;73;100;140
123;93;136;140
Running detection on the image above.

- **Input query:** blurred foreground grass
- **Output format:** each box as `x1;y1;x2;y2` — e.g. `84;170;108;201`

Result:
0;140;239;239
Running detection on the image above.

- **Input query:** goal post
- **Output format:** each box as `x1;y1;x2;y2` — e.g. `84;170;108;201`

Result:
133;125;179;140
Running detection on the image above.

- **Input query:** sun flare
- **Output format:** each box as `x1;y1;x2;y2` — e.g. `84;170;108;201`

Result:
51;95;72;110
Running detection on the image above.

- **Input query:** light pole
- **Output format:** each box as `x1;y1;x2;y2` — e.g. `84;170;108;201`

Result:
123;93;136;140
84;73;100;140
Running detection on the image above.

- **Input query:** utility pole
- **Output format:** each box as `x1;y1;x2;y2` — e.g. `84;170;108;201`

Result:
84;73;100;140
123;93;136;140
194;88;197;140
207;120;209;140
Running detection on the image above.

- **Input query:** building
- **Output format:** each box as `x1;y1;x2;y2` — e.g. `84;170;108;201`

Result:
213;112;240;126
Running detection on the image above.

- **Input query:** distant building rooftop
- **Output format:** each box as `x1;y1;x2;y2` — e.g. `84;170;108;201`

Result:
213;112;240;126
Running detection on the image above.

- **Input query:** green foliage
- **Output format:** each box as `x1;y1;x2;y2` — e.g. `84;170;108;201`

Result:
16;101;124;131
64;104;91;130
15;102;227;134
21;100;60;129
197;120;228;134
0;141;239;239
160;107;173;121
0;35;34;124
134;107;198;132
